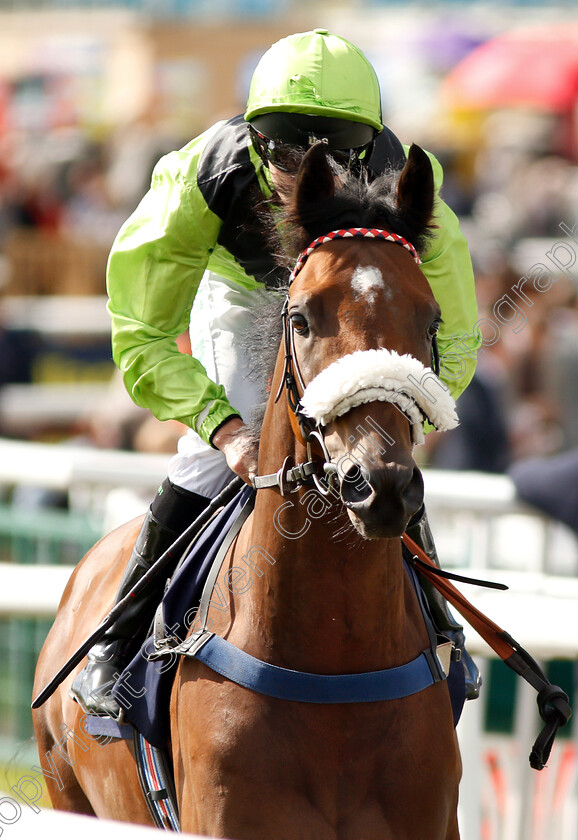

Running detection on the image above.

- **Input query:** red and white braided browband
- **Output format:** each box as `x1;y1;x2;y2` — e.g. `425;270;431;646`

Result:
289;227;421;284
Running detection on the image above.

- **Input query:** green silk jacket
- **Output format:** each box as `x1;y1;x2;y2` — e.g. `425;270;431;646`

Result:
107;116;480;446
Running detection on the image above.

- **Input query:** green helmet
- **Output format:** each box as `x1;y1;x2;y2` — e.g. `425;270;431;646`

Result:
244;29;383;135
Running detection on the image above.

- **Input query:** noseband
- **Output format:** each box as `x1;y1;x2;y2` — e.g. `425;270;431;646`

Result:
252;228;453;495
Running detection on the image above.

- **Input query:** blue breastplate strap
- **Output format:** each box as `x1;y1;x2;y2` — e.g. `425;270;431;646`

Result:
163;629;446;704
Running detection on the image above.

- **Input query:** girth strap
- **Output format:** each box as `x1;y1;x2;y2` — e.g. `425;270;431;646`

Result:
153;629;447;704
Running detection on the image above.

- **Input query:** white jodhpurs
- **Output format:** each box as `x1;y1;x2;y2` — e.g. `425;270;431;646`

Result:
167;271;276;499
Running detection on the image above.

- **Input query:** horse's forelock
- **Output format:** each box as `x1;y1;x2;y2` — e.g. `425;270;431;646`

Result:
278;164;433;263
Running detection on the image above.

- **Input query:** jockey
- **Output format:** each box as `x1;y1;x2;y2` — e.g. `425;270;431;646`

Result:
71;29;482;719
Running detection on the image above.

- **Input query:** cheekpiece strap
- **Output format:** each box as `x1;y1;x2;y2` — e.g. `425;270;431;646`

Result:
289;227;421;285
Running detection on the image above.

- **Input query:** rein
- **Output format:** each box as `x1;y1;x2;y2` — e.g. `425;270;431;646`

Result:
252;226;441;495
403;535;572;770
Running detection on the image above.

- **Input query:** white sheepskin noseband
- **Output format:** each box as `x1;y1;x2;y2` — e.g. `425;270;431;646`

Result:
299;348;459;446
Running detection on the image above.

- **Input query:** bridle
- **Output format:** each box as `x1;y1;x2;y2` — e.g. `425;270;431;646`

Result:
162;231;571;771
251;227;439;496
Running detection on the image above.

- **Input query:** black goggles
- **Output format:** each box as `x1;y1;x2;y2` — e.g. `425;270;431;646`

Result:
250;126;372;174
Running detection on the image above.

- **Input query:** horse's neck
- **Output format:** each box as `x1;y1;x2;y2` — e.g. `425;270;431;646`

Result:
241;494;423;670
222;404;428;673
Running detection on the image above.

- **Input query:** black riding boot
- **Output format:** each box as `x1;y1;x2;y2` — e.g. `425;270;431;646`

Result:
69;511;179;718
70;480;211;719
407;505;482;700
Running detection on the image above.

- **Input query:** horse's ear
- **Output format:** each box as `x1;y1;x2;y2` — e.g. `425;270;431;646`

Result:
396;144;434;235
291;143;335;225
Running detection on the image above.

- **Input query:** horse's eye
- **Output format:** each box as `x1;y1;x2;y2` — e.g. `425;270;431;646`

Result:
290;313;309;335
428;319;440;339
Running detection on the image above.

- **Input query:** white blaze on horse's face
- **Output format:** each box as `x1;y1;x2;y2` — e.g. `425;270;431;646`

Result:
350;265;389;305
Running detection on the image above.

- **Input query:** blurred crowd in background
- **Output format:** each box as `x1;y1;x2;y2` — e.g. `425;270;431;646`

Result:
0;2;577;490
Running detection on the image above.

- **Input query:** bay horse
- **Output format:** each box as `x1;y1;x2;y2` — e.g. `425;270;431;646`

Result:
33;142;463;838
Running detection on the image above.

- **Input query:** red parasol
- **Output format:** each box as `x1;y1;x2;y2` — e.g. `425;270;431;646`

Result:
443;23;578;113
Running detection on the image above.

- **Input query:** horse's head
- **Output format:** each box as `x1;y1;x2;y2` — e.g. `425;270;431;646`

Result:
266;143;458;539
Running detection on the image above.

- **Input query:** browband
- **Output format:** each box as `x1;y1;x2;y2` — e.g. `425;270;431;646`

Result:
289;227;421;285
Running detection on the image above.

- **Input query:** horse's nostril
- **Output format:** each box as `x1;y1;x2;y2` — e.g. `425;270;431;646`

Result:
340;464;373;506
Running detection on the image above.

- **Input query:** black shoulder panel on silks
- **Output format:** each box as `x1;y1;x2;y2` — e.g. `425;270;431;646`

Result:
366;125;407;178
196;114;287;289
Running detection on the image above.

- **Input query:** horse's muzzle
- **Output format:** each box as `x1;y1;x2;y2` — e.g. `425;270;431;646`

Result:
340;462;424;538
